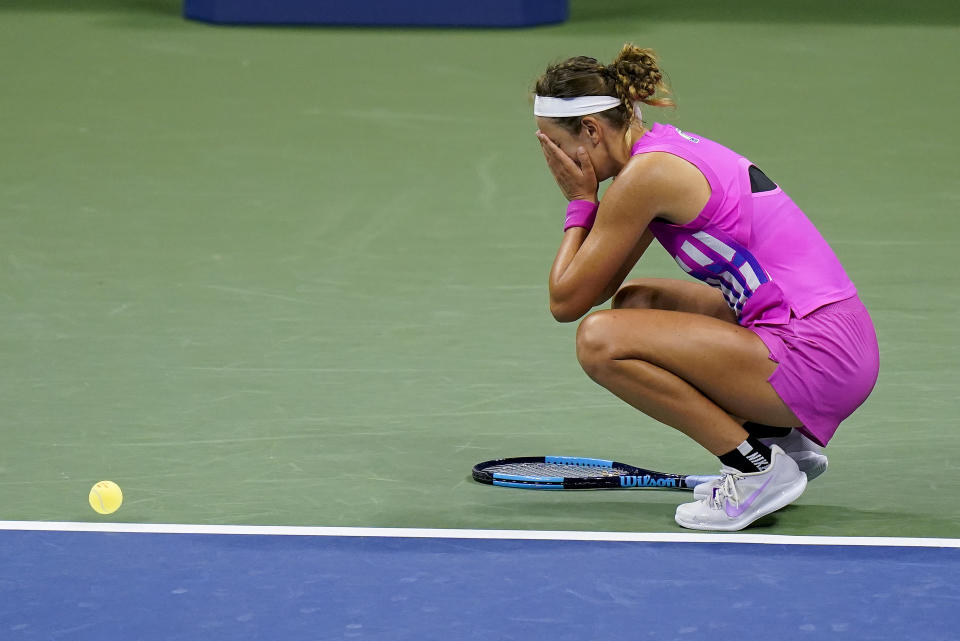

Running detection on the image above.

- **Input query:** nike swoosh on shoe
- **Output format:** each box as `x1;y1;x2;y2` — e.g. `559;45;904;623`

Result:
724;476;773;518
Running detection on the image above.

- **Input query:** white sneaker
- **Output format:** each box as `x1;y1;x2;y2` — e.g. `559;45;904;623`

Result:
675;445;807;531
762;430;828;481
692;430;827;500
692;477;721;501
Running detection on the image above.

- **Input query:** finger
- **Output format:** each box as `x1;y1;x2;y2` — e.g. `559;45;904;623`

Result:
537;136;571;173
537;132;560;155
536;133;559;162
540;137;582;174
538;138;557;168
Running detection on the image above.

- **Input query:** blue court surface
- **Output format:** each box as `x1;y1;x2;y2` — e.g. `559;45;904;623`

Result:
1;523;958;640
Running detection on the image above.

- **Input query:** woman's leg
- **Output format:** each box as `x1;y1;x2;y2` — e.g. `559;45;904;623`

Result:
586;279;808;530
610;278;811;434
614;280;830;505
577;296;801;455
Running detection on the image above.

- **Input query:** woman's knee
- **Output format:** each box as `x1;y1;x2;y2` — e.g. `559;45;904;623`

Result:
575;311;619;379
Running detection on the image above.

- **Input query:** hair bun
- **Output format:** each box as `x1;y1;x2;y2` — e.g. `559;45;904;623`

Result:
610;44;674;110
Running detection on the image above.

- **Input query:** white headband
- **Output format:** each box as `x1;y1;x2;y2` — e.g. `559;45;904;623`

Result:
533;94;643;121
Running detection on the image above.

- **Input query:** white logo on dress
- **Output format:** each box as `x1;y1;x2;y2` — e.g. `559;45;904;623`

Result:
675;128;700;143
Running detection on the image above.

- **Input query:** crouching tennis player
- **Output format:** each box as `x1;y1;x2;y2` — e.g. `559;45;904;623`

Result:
533;44;879;530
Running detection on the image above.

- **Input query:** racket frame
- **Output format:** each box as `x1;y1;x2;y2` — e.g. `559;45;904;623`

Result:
472;456;717;491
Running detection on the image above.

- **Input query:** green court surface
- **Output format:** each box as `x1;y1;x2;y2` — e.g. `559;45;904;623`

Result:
1;0;957;537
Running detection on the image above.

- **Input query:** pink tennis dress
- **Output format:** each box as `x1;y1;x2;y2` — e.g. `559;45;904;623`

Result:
633;123;879;445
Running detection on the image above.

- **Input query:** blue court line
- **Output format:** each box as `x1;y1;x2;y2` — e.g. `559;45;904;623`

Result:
1;523;958;641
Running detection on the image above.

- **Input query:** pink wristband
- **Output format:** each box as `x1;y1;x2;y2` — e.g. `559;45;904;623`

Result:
564;199;599;231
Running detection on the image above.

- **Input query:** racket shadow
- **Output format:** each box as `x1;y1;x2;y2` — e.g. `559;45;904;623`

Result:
464;494;686;529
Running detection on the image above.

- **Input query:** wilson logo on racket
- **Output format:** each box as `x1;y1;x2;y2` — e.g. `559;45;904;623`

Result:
619;475;679;488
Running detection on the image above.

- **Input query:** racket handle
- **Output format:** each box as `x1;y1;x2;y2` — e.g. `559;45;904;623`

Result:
684;475;720;488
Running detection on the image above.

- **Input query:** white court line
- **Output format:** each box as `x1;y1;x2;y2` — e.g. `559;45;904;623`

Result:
1;521;958;548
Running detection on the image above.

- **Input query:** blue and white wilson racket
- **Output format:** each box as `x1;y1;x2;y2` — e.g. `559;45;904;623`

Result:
472;456;718;490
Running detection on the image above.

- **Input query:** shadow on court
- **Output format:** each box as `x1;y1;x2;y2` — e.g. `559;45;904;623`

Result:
783;503;960;537
403;490;960;536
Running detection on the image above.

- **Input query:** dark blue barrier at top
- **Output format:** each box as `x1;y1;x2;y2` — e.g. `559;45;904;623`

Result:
184;0;569;27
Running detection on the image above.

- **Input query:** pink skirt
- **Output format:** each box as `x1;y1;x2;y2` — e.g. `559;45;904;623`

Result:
747;295;879;446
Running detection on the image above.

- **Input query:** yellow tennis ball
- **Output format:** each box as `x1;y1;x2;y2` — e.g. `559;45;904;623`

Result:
89;481;123;515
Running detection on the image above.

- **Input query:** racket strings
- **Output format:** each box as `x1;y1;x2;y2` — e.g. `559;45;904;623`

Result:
485;462;625;478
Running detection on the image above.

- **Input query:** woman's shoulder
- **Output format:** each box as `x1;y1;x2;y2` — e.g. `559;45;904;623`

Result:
613;152;675;198
614;146;713;226
621;147;709;194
